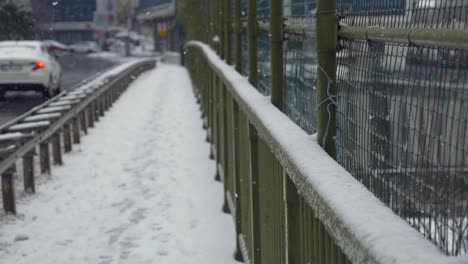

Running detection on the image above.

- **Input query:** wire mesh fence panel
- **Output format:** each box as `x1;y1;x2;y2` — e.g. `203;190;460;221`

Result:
283;36;318;134
338;0;468;29
258;0;270;18
258;29;271;95
283;1;318;134
241;30;249;77
336;37;468;256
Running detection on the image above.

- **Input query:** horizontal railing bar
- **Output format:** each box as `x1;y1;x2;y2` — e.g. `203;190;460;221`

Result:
241;21;316;37
241;20;468;49
339;26;468;50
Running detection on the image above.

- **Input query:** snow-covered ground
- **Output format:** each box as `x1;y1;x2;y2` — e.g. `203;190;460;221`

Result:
0;65;239;264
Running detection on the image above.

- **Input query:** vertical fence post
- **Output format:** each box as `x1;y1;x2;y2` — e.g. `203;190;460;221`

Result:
63;123;72;153
285;173;300;263
249;123;261;264
52;132;63;165
247;0;258;86
316;0;338;159
39;141;50;174
234;0;242;73
73;117;81;144
219;0;225;59
81;111;88;134
23;150;35;193
225;0;232;64
2;165;16;214
210;0;216;49
88;105;95;128
270;0;284;110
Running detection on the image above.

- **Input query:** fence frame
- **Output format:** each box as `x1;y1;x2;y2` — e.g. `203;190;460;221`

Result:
180;0;468;262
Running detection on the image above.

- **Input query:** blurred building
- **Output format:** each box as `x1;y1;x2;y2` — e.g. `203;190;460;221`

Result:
32;0;117;45
136;0;179;52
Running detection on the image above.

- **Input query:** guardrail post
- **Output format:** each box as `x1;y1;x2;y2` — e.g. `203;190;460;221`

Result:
234;0;242;73
94;102;100;122
22;150;36;193
247;0;258;86
316;0;338;159
52;132;63;166
98;98;104;117
63;124;72;153
81;111;88;134
270;0;284;110
73;117;81;144
88;105;95;128
39;141;50;174
2;165;16;214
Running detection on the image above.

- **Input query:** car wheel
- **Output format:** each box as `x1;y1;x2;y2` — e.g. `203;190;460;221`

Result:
54;76;62;96
42;76;54;99
0;90;5;100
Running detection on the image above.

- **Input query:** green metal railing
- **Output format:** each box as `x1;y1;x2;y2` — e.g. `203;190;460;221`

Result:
178;0;468;261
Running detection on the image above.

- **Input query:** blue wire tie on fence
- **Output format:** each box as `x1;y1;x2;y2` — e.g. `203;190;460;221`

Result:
316;64;338;149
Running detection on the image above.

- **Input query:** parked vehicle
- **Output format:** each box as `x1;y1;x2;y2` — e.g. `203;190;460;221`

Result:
69;41;100;53
0;41;62;99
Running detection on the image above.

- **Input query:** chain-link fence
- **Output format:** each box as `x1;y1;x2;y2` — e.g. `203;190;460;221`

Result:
177;0;468;257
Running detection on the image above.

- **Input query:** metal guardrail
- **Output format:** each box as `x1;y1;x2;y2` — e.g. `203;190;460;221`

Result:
0;59;156;214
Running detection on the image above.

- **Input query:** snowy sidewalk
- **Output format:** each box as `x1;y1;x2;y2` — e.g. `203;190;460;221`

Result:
0;65;238;264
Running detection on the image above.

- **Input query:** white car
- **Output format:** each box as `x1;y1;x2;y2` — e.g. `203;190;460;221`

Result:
69;41;100;53
0;41;62;99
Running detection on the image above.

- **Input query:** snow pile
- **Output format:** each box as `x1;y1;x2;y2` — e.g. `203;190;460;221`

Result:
0;65;238;264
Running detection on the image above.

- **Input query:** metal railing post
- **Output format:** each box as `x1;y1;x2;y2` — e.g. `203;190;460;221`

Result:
219;0;225;59
316;0;338;159
73;117;81;144
234;0;242;73
247;0;258;86
23;150;35;193
224;0;232;64
270;0;284;110
52;132;63;166
63;123;72;153
2;165;16;214
81;111;88;134
39;141;51;174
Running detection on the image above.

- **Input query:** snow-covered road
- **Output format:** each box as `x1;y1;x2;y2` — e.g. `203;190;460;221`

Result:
0;65;239;264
